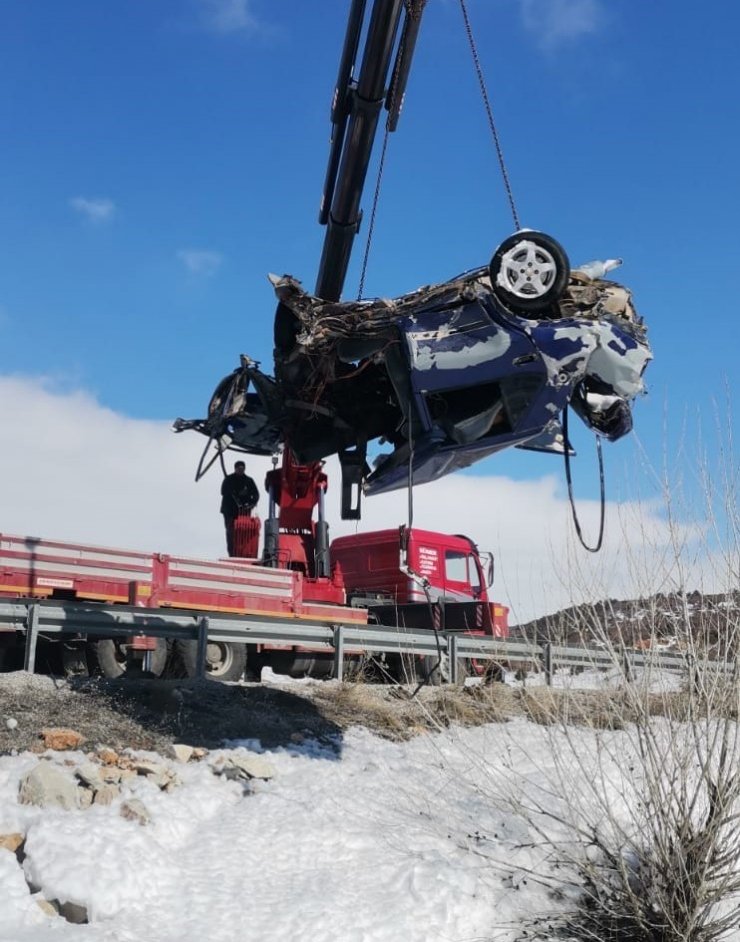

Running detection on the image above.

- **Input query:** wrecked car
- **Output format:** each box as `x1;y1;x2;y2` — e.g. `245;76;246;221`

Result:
175;231;651;509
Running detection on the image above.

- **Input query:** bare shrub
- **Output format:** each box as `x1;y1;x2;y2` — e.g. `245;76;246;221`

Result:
501;426;740;941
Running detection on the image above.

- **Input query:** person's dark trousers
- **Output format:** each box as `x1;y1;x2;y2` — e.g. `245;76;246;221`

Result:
223;514;236;556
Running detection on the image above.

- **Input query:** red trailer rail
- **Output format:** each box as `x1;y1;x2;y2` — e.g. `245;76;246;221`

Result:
0;533;365;626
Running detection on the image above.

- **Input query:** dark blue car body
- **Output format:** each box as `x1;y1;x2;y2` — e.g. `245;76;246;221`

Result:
175;232;651;505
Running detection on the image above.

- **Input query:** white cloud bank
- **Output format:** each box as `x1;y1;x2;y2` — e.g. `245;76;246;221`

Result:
68;197;116;224
177;249;223;277
0;375;710;624
518;0;604;49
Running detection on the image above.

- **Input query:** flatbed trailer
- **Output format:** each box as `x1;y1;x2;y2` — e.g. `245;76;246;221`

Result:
0;529;506;683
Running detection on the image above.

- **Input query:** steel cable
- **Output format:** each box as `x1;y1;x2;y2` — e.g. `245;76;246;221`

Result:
459;0;521;231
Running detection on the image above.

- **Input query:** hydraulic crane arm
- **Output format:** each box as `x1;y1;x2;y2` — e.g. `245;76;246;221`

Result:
316;0;425;302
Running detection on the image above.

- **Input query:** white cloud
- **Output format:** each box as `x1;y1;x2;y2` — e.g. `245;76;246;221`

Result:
196;0;259;34
69;196;116;224
177;249;223;277
0;375;711;628
518;0;604;49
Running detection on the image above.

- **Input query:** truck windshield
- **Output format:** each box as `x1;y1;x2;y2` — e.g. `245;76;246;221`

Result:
444;551;481;594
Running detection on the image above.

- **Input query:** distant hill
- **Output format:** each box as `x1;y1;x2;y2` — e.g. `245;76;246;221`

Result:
511;591;740;651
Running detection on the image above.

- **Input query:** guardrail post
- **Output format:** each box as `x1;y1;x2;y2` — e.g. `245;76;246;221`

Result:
622;649;633;683
333;625;345;681
23;604;40;674
447;634;460;685
543;642;553;686
196;617;209;680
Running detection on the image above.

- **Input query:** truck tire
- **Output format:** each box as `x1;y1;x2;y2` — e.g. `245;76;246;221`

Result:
62;640;90;676
92;638;168;678
176;639;247;682
417;655;443;686
391;654;443;685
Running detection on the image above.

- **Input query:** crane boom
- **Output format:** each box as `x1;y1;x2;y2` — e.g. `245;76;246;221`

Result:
315;0;425;301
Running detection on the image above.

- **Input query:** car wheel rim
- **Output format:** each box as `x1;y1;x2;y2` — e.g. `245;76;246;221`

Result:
496;239;558;299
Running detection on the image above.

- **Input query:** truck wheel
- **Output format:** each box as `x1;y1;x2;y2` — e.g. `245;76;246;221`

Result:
92;638;168;678
389;654;443;685
176;639;247;682
62;641;90;676
341;655;383;683
417;655;444;685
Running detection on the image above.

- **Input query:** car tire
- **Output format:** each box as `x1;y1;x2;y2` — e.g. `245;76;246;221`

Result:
489;231;570;316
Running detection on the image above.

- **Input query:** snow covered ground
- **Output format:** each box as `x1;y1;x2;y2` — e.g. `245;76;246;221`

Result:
0;666;724;941
0;712;602;942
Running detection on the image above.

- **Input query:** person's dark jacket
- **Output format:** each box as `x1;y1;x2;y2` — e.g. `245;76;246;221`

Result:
220;472;259;517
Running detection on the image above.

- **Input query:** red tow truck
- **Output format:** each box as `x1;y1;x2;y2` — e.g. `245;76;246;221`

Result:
0;518;507;682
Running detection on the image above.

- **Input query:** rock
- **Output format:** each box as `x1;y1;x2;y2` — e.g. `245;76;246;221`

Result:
93;783;119;806
133;759;177;789
78;788;94;809
57;900;88;924
0;832;24;854
35;898;59;918
19;762;80;810
39;728;85;752
224;753;277;781
134;759;167;776
192;747;208;760
5;717;18;731
120;799;150;826
100;767;122;784
75;762;104;790
96;747;119;765
167;743;194;763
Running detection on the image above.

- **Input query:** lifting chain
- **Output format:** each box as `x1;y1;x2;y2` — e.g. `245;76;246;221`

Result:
359;0;521;293
458;0;521;231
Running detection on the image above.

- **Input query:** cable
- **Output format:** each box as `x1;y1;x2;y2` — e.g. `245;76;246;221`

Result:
562;406;606;553
401;400;445;696
458;0;521;231
357;125;390;300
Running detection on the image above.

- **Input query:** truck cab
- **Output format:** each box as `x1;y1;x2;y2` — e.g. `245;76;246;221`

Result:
331;526;508;638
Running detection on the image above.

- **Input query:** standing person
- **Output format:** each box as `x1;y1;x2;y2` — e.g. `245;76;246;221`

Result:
220;460;259;556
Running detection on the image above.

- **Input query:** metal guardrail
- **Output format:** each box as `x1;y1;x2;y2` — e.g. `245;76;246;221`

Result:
0;599;734;685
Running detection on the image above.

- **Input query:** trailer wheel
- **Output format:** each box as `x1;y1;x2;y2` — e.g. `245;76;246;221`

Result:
417;655;444;686
62;640;90;676
92;638;168;678
176;639;247;682
390;654;443;686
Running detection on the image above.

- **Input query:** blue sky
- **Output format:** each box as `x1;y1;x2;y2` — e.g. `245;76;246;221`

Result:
0;1;737;616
